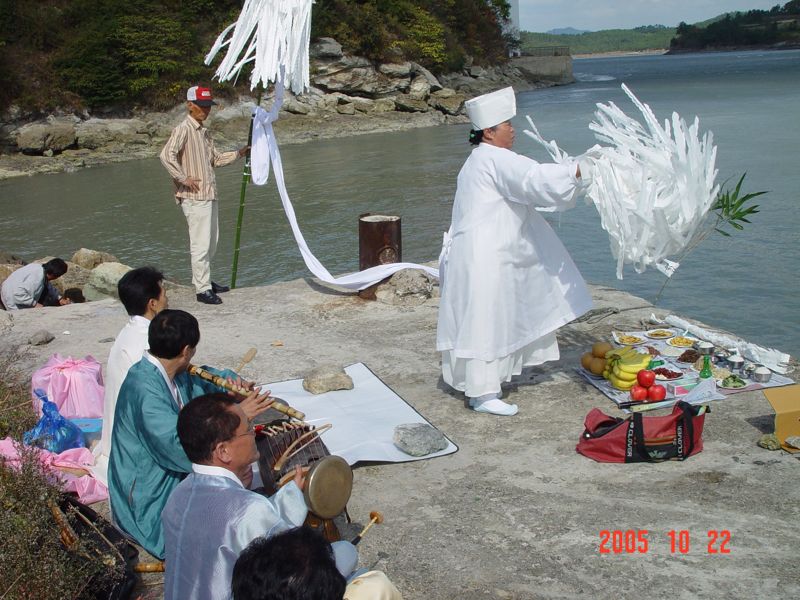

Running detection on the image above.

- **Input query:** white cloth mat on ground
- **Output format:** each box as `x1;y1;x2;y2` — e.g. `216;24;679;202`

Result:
258;363;457;465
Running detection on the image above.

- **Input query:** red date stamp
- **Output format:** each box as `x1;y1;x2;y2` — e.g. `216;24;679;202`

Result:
599;530;731;554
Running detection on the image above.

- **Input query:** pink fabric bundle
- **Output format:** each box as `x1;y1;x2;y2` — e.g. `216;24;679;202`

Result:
0;437;108;504
31;354;104;418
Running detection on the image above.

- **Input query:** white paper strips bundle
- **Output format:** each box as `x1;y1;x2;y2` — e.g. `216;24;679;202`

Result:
204;0;313;94
525;84;719;280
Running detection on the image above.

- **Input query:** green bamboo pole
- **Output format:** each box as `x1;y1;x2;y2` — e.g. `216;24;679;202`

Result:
230;88;263;289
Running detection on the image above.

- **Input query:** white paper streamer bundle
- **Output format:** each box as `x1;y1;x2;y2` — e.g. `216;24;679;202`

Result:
204;0;313;94
525;84;719;280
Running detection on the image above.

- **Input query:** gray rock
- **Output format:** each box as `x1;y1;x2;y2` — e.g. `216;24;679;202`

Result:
302;364;354;395
15;119;77;154
71;248;119;270
393;423;448;457
83;262;131;301
310;37;343;59
373;98;396;113
43;149;54;157
283;98;310;115
431;87;456;99
375;269;437;306
410;63;443;92
75;118;150;150
312;59;409;97
379;62;413;77
29;329;55;346
429;92;466;116
51;261;91;294
393;94;429;113
784;436;800;449
336;103;356;115
351;97;376;113
0;310;12;333
408;76;431;100
468;65;487;78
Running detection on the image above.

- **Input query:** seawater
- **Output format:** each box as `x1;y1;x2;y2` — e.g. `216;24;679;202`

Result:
1;50;798;358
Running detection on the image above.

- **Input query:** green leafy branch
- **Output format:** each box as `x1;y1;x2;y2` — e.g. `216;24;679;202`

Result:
653;173;766;304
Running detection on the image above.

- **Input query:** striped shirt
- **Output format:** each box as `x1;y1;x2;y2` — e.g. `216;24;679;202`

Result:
159;116;239;202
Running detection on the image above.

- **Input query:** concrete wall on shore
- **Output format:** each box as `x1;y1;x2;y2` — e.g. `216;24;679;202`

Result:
511;55;574;85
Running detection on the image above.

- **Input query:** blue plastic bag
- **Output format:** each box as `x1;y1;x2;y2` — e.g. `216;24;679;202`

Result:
23;390;85;453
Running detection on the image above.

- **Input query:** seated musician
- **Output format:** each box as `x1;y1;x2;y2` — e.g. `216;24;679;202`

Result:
163;393;359;600
108;309;272;559
233;527;402;600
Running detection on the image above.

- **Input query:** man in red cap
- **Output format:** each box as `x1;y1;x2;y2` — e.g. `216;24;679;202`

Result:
160;85;249;305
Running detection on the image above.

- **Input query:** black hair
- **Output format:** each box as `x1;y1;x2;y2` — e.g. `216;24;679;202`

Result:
177;393;239;463
148;309;200;359
232;527;346;600
43;258;68;278
117;266;164;316
468;128;484;145
62;288;85;303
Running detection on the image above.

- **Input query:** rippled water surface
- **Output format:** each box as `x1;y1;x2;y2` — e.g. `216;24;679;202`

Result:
2;50;798;357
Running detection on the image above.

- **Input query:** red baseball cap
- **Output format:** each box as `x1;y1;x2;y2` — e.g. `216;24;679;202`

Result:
187;86;216;107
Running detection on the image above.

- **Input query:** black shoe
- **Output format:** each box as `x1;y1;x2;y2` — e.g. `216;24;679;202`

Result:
196;290;222;305
211;281;230;294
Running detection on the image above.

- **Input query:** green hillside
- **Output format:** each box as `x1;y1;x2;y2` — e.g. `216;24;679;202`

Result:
0;0;511;114
520;26;675;55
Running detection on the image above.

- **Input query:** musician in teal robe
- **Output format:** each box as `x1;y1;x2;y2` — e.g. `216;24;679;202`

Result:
108;309;273;558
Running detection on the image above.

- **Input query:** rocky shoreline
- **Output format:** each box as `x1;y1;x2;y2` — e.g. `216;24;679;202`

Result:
0;38;566;180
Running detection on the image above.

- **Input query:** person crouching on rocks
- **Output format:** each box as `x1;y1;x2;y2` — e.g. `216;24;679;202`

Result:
1;258;70;310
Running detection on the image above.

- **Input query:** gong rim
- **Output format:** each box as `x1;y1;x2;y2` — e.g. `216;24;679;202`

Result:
304;455;352;519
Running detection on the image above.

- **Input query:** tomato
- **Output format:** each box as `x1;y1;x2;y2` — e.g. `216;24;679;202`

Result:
630;385;649;401
647;384;667;401
637;369;656;388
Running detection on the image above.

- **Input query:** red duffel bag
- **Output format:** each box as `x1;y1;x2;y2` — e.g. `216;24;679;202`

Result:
576;401;707;463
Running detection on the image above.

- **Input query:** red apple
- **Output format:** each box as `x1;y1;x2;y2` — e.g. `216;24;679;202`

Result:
637;369;656;388
630;385;648;401
647;384;667;401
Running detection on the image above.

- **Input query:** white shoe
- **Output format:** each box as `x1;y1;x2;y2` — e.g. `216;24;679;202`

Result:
471;397;518;416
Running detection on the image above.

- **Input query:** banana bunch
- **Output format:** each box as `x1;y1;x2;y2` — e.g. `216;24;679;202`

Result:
603;346;651;390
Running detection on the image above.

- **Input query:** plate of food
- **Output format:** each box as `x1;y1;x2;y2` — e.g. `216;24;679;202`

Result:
667;335;699;348
717;374;748;390
675;348;701;363
651;366;685;381
612;331;645;346
644;328;676;340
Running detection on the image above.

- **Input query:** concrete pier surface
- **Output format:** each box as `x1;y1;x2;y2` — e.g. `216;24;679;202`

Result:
2;278;797;599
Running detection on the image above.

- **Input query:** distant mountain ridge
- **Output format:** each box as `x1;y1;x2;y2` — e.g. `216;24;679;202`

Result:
546;27;590;35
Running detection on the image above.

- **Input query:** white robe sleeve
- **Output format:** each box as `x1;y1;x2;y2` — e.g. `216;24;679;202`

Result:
491;148;579;211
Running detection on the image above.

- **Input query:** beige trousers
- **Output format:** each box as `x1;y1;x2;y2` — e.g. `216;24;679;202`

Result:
180;198;218;293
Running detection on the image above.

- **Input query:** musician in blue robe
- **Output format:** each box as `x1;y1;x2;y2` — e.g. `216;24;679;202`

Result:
162;393;358;600
108;309;273;559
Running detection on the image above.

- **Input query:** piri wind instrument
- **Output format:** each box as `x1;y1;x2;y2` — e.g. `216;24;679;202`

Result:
188;364;305;420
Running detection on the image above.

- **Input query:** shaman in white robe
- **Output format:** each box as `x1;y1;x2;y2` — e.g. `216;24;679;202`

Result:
436;143;593;397
1;263;45;310
92;315;150;485
162;466;309;600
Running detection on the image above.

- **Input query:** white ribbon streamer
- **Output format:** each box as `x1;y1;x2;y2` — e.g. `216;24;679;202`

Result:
205;0;313;94
249;79;438;291
524;84;719;280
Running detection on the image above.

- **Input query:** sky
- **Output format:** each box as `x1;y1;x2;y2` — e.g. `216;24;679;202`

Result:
518;0;785;32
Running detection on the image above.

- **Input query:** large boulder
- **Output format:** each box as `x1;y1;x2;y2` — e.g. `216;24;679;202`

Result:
71;248;119;270
83;262;132;301
0;311;12;333
312;57;410;97
283;97;310;115
310;37;343;59
51;261;92;294
393;94;429;113
15;119;77;155
410;63;443;92
75;119;150;150
429;90;466;116
408;76;431;100
379;62;413;78
0;252;25;265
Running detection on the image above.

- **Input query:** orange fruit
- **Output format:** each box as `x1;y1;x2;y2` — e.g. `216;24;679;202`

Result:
589;357;607;376
580;352;595;370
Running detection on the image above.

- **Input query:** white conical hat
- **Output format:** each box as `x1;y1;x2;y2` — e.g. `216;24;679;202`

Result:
465;87;516;130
